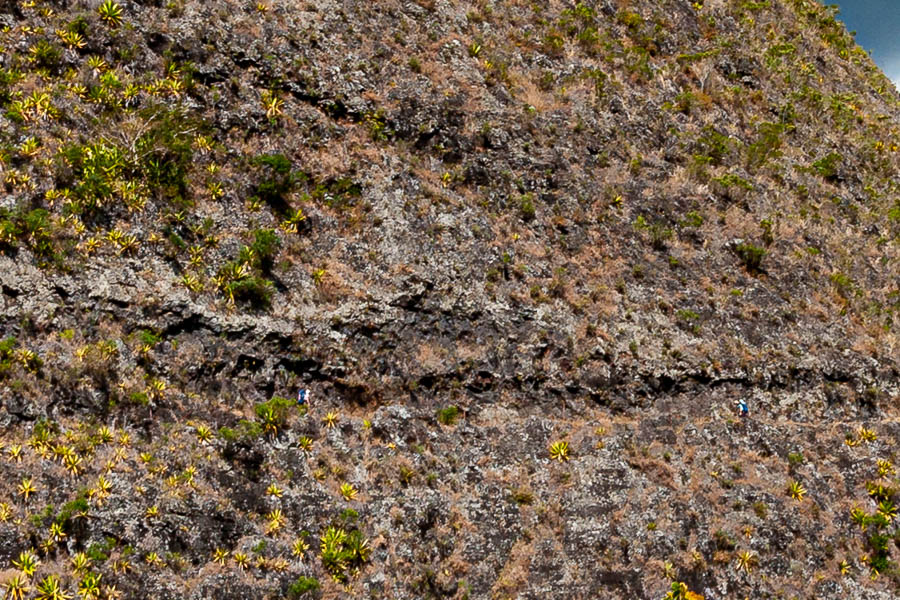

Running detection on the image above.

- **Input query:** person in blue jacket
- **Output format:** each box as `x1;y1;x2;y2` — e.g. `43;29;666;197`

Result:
736;400;749;417
298;388;310;406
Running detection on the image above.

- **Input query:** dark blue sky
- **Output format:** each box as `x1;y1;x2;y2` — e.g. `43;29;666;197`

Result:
832;0;900;84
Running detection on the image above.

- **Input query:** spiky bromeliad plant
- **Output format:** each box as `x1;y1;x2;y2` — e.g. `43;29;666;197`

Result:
34;575;70;600
787;479;807;502
4;575;29;600
97;0;123;26
77;572;101;600
12;550;40;577
735;550;757;573
549;440;570;462
340;483;358;502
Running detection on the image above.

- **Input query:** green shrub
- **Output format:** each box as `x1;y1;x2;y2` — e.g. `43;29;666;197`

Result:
56;497;89;526
30;40;62;72
86;538;116;562
673;90;698;114
67;15;89;35
309;177;362;211
339;508;359;523
811;152;842;180
219;420;263;443
319;526;370;582
511;488;534;505
0;336;15;358
648;222;672;250
287;576;320;598
135;106;195;203
225;276;273;309
138;329;162;346
249;228;281;270
581;68;607;96
696;126;731;166
365;109;393;141
713;173;753;191
0;208;59;259
746;122;789;168
436;406;460;426
128;391;149;405
255;396;295;435
680;211;703;228
252;153;294;214
166;229;186;250
617;10;643;30
0;211;20;249
713;529;736;551
734;242;766;273
519;193;536;220
31;505;56;528
676;48;720;65
676;309;700;322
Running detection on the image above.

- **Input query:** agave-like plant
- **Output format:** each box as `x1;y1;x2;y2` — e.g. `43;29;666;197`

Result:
549;440;570;462
12;550;40;577
258;405;280;436
70;552;91;575
4;575;29;600
266;509;285;534
734;550;757;573
344;530;371;563
340;483;358;501
787;479;806;501
877;500;897;522
35;575;70;600
322;411;339;428
292;538;309;558
319;526;349;580
77;572;101;600
261;90;283;119
233;552;249;570
858;427;877;443
18;477;36;501
876;458;895;477
839;559;851;575
97;0;122;26
212;548;228;566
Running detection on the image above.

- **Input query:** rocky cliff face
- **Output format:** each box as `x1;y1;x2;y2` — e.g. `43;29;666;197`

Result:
1;0;899;598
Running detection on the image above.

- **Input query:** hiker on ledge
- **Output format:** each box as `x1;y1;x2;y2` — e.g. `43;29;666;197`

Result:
298;388;311;406
736;400;749;418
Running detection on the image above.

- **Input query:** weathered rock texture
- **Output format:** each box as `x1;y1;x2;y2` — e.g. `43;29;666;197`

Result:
0;0;899;598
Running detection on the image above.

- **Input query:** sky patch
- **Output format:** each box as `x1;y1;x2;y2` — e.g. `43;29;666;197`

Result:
832;0;900;85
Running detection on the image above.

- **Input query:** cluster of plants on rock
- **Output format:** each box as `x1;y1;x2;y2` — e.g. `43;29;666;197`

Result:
319;524;371;582
254;395;298;436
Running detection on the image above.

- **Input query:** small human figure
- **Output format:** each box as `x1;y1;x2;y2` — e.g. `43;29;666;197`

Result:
736;400;749;418
297;388;310;406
